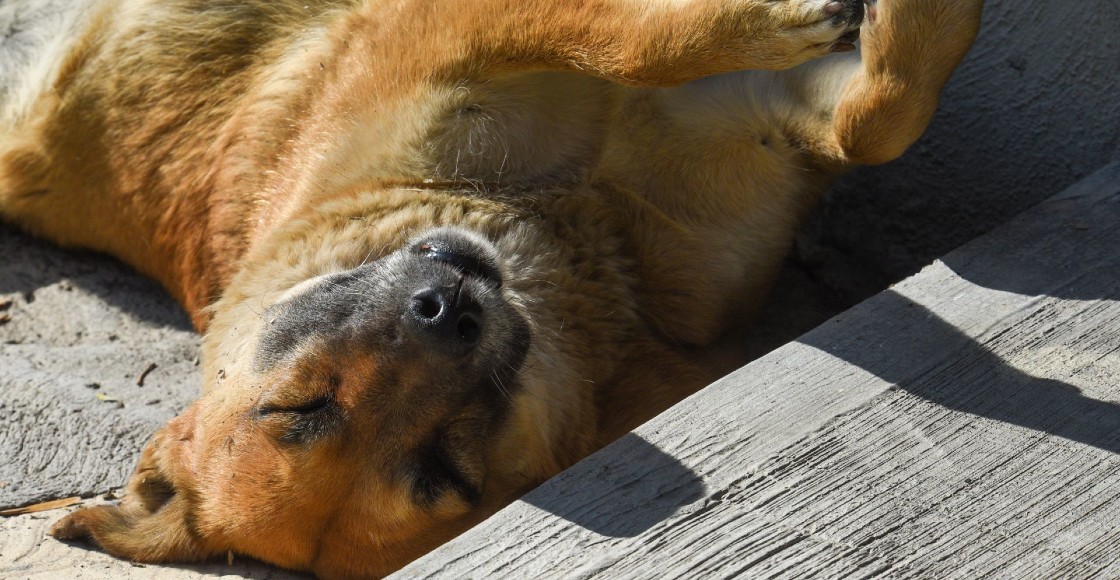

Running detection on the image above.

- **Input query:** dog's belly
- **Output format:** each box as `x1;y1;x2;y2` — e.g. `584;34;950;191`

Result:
0;0;94;127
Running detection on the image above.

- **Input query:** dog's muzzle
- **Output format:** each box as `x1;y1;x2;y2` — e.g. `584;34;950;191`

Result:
403;228;505;357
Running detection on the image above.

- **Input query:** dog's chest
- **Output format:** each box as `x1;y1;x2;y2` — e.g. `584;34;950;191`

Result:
418;72;620;184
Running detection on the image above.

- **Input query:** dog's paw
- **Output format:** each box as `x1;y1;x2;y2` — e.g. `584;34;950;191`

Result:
785;0;865;53
686;0;865;73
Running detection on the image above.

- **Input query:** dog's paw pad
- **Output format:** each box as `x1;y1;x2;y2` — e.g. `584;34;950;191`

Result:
830;29;861;52
786;0;864;50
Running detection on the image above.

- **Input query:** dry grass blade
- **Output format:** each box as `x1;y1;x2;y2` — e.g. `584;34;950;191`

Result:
0;496;81;517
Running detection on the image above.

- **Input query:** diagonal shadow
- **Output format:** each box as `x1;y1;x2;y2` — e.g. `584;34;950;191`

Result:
940;164;1120;301
803;168;1120;454
520;433;707;538
800;289;1120;455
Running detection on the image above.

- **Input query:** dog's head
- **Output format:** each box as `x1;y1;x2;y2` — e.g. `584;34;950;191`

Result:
51;218;610;577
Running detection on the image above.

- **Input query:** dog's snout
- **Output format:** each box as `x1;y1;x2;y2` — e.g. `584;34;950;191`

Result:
256;226;514;370
408;285;484;353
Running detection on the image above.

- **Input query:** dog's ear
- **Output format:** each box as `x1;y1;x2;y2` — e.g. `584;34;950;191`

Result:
49;405;215;563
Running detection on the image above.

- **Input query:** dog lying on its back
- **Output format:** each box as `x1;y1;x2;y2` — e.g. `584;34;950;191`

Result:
0;0;982;576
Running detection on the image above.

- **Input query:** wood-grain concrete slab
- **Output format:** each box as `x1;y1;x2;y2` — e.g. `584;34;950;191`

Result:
397;162;1120;579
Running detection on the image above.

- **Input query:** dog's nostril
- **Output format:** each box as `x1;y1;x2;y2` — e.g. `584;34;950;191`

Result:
411;290;446;321
456;313;482;344
408;288;484;351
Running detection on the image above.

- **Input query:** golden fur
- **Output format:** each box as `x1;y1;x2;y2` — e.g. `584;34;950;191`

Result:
0;0;982;577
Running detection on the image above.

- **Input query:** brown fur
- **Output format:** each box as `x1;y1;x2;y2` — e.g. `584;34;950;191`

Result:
0;0;982;577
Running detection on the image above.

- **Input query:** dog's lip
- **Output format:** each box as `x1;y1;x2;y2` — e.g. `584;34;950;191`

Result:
434;445;482;502
413;243;503;288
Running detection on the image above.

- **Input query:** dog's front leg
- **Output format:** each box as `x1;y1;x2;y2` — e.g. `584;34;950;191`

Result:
827;0;984;164
350;0;866;88
265;0;871;220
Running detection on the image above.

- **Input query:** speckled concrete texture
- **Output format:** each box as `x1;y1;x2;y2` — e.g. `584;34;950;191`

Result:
0;227;198;509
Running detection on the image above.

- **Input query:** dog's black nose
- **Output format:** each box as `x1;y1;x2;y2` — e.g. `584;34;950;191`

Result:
407;284;484;354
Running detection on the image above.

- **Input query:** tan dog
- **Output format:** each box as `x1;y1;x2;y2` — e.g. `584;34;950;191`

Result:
0;0;982;576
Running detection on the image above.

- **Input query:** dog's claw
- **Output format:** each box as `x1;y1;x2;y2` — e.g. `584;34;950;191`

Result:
866;0;878;24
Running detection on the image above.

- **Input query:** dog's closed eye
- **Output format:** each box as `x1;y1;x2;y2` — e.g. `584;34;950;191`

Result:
256;394;344;444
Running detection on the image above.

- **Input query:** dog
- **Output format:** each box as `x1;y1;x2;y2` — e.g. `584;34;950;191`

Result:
0;0;982;576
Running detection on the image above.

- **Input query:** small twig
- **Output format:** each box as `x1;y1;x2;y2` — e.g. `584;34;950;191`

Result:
136;363;158;386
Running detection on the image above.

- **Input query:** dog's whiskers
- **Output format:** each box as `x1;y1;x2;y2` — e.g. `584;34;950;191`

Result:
489;370;514;403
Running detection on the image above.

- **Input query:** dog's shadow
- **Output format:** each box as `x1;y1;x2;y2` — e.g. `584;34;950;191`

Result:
521;433;707;538
800;289;1120;456
800;191;1120;456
